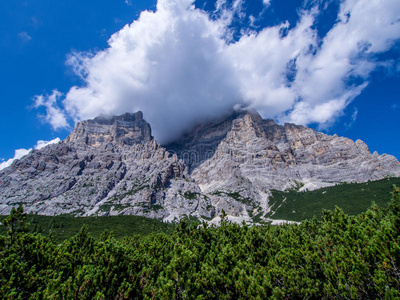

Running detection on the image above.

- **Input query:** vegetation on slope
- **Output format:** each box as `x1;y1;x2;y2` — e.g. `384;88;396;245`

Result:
1;178;399;242
265;177;400;222
0;186;400;299
0;214;176;244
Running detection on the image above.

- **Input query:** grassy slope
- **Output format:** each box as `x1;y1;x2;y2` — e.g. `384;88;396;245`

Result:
265;177;400;222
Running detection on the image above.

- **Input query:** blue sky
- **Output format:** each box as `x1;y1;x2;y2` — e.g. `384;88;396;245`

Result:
1;0;399;169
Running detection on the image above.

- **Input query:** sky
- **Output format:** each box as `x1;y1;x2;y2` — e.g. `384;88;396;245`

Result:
1;0;399;170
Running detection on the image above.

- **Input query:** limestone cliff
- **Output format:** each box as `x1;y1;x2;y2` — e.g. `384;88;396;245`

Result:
165;110;400;220
0;110;399;223
0;112;214;220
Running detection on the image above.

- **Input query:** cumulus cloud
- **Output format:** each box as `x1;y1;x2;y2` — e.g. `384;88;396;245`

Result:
0;149;31;171
34;90;69;130
287;0;400;124
63;0;240;143
0;138;60;171
35;138;61;150
226;14;317;117
35;0;400;143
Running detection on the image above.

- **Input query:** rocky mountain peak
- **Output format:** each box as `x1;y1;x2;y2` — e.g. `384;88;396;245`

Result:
65;111;152;147
0;109;399;223
164;110;268;168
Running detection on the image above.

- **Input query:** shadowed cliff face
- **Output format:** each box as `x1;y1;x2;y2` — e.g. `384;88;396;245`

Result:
164;111;242;171
0;110;399;223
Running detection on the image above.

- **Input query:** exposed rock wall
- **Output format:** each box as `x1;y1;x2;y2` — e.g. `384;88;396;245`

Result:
0;112;214;220
165;110;400;219
0;110;399;223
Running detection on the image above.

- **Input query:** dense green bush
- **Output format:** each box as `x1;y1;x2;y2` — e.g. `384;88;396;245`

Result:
1;186;400;299
0;214;176;243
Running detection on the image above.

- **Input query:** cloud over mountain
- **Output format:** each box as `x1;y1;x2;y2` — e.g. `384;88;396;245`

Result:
35;0;400;143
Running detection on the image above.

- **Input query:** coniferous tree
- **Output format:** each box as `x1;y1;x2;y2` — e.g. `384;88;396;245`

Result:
2;205;28;244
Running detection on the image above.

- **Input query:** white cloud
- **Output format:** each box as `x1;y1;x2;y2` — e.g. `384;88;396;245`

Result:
63;0;240;143
215;0;227;12
34;90;69;130
345;107;359;129
287;0;400;124
34;138;61;150
18;31;32;42
35;0;400;143
262;0;271;7
226;14;317;117
0;149;31;171
0;138;60;171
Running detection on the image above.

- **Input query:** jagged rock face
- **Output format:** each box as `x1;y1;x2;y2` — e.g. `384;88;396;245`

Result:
165;111;239;171
165;110;400;219
65;112;152;146
0;112;214;220
0;110;399;223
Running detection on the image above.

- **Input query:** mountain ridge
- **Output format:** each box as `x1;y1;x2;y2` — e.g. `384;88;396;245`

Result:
0;110;399;223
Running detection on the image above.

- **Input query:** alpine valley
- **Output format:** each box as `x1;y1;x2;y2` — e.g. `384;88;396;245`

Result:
1;110;399;223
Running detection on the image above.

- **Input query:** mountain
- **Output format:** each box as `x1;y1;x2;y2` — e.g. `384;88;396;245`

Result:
0;112;213;221
1;110;399;223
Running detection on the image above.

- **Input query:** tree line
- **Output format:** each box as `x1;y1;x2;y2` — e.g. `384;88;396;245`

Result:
1;186;400;299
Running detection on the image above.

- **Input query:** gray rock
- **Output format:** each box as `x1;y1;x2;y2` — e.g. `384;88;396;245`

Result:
0;110;399;223
0;112;214;220
165;110;400;221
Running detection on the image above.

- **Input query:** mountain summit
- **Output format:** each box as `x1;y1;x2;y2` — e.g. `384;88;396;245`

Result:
65;111;152;146
1;111;399;223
